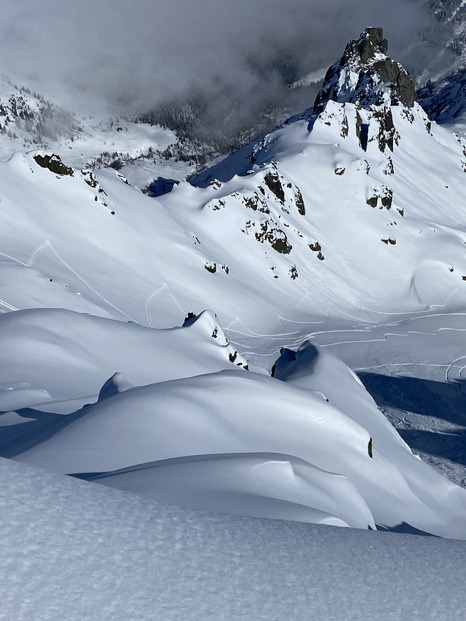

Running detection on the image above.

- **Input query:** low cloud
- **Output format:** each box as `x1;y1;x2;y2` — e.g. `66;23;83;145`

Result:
0;1;440;128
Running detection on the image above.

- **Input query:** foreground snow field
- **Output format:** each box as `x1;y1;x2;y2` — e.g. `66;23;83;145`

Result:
2;457;466;621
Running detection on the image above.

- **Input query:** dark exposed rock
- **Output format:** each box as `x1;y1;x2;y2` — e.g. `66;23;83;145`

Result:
243;193;269;214
264;172;285;203
183;311;197;325
340;115;349;138
204;262;217;273
381;190;393;209
373;108;396;151
255;221;292;254
367;186;393;209
309;241;325;260
384;157;394;175
244;195;258;211
295;188;306;215
373;57;417;108
34;153;74;176
342;27;388;65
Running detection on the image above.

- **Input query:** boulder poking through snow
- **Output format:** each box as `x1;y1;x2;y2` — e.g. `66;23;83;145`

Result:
34;153;74;176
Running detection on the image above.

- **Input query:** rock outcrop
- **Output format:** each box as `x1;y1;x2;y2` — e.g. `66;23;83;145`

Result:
314;27;417;114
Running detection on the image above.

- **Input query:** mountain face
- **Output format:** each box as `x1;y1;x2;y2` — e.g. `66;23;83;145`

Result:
191;27;464;323
419;67;466;125
0;80;78;145
1;28;466;537
418;1;466;131
427;0;466;59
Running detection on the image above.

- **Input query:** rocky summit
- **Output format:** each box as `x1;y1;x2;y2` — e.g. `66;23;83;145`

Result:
314;27;417;113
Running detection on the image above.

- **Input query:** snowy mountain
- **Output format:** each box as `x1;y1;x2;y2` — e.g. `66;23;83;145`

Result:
1;26;466;548
0;76;199;191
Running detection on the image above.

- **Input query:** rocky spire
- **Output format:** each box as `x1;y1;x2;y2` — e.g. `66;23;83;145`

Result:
314;27;417;114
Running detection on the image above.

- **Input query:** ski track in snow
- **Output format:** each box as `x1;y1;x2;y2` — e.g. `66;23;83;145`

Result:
145;283;184;328
145;286;165;328
0;250;27;266
29;241;138;322
446;357;466;383
0;299;19;312
362;287;462;322
1;240;138;322
4;236;466;432
314;332;466;384
225;320;307;360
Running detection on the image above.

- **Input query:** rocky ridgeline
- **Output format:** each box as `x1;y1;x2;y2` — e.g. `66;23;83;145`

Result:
314;27;417;114
190;25;463;287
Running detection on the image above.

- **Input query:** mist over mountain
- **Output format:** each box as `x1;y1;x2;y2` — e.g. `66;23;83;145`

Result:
0;0;447;151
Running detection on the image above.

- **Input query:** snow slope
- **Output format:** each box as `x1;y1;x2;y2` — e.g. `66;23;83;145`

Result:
2;457;466;621
0;308;246;412
3;308;465;537
1;28;466;539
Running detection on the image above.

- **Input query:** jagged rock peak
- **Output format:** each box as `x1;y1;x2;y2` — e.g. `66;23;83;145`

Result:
342;26;388;64
314;27;417;114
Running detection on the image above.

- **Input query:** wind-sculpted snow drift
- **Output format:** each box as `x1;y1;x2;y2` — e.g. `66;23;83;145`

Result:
1;28;466;539
3;308;466;538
